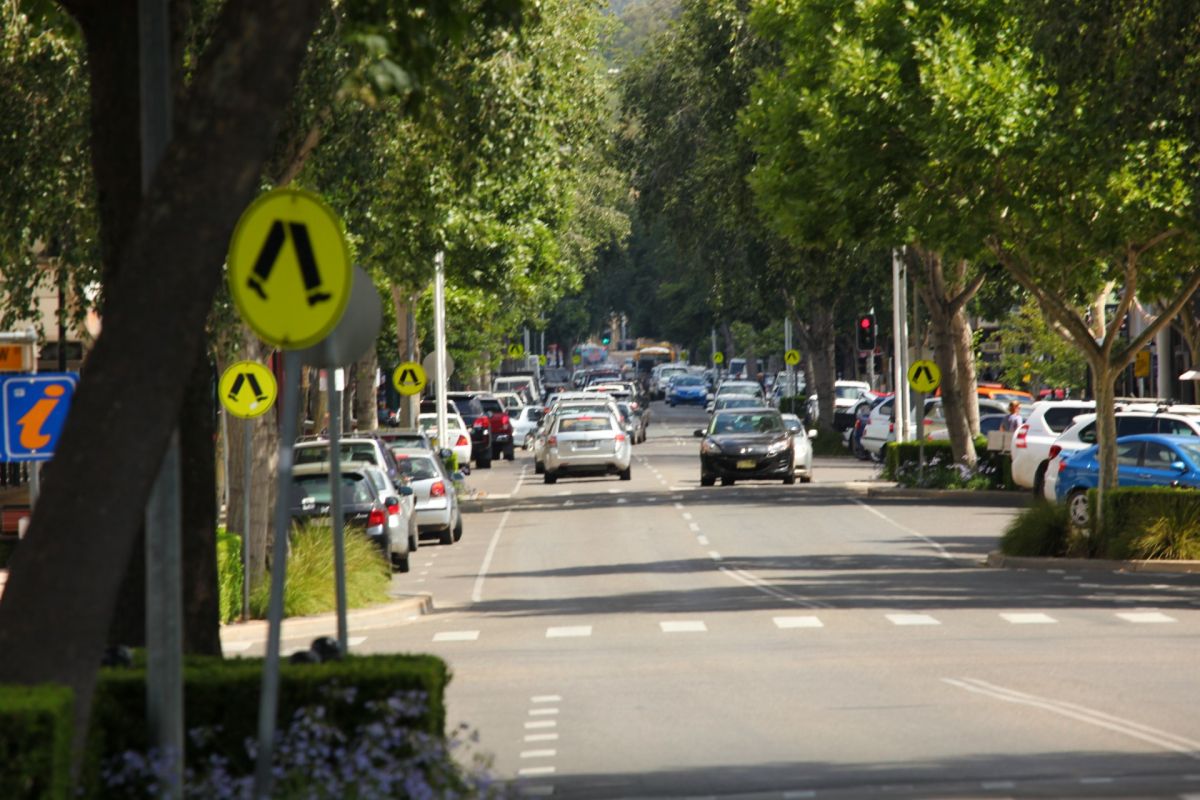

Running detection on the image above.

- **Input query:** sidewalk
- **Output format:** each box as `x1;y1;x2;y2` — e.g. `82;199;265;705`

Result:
220;592;435;649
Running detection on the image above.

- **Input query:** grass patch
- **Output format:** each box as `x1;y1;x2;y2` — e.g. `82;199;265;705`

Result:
1000;501;1081;557
215;526;243;623
1129;504;1200;560
249;520;391;619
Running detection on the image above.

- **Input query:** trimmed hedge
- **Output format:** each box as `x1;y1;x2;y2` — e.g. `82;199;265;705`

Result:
0;684;73;800
83;653;450;796
1090;486;1200;560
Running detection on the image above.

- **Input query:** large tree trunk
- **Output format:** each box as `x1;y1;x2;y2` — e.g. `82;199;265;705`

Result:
354;348;378;431
391;285;419;426
926;301;974;466
952;310;980;436
0;0;324;745
807;302;838;435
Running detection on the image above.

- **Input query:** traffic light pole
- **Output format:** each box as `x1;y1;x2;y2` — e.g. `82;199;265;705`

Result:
866;308;876;390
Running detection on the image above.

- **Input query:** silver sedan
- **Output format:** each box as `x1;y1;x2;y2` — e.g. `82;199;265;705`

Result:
543;412;632;484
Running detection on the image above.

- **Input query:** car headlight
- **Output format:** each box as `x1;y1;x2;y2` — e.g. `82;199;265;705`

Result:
701;439;722;455
767;438;789;455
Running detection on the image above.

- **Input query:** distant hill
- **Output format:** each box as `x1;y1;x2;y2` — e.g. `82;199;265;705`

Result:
606;0;679;65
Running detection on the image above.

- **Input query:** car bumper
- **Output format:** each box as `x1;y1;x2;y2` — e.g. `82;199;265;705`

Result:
701;450;793;479
670;395;707;405
416;500;453;531
545;449;630;474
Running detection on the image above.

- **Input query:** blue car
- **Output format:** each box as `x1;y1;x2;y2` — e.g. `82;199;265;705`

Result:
668;375;709;407
1055;434;1200;527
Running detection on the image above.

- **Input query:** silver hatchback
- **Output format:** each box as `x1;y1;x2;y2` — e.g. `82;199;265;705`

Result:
543;411;632;484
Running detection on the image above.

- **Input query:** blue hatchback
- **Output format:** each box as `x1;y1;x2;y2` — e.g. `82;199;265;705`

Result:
668;375;709;406
1055;433;1200;526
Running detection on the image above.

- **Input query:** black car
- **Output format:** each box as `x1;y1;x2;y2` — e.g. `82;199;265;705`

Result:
425;394;493;468
695;408;795;486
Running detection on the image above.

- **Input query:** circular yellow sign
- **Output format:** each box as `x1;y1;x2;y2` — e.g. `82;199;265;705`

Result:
392;362;427;396
538;354;547;366
227;188;352;349
784;349;801;366
572;353;582;365
907;359;941;393
219;361;278;419
508;343;525;359
713;352;724;365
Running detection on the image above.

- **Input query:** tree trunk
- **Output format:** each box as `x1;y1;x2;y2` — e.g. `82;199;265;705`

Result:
806;302;838;435
952;310;980;436
926;302;974;466
720;321;736;369
354;348;378;431
178;350;220;654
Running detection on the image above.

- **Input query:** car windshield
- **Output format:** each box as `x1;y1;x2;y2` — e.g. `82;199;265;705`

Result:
293;474;372;505
716;397;758;410
711;412;783;434
1176;442;1200;465
675;376;704;386
720;384;760;395
557;416;613;433
781;416;803;432
835;386;864;399
418;416;463;434
394;454;440;481
295;444;380;465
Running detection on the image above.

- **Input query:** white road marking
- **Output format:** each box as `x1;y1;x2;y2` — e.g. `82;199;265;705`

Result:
689;522;701;532
1118;611;1176;623
223;641;253;653
531;695;562;703
682;512;693;520
347;636;367;646
472;509;511;603
420;571;429;576
697;535;709;545
529;708;560;716
709;551;722;561
1063;575;1082;580
1080;777;1113;784
563;500;575;507
1047;569;1065;574
607;488;618;494
546;626;592;638
660;620;707;633
718;566;830;609
674;502;685;510
558;490;570;496
1000;613;1057;624
943;677;1200;757
669;486;694;491
783;792;815;799
851;499;953;561
886;613;940;626
525;720;557;729
617;498;628;504
1079;583;1102;589
433;630;479;642
774;616;824;629
521;749;557;759
422;561;433;567
525;733;559;742
518;766;556;777
512;466;528;496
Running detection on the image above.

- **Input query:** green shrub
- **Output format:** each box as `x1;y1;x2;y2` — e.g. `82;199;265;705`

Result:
0;684;73;800
1000;501;1078;557
1093;487;1200;560
215;526;244;623
250;520;391;619
809;429;849;456
777;395;806;416
84;654;451;797
882;436;1005;489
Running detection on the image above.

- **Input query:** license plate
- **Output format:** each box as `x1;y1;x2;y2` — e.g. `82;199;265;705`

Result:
574;442;597;450
736;459;755;469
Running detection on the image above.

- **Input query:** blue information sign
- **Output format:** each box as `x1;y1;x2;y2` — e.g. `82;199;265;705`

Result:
1;373;78;462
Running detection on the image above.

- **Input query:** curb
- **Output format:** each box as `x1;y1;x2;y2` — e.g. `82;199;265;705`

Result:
986;551;1200;574
220;592;434;643
864;487;1032;507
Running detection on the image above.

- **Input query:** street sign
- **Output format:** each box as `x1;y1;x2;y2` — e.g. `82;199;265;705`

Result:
1;373;78;461
0;345;25;372
538;354;547;366
219;361;277;419
713;352;724;365
392;362;427;396
508;343;525;359
572;353;582;365
784;349;800;366
907;359;941;393
421;351;455;381
1134;349;1151;378
227;188;352;350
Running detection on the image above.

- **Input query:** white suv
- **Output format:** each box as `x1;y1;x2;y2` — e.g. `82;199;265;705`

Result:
1042;410;1200;501
1010;401;1095;494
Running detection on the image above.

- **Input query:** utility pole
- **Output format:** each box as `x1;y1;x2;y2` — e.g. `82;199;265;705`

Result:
892;249;911;443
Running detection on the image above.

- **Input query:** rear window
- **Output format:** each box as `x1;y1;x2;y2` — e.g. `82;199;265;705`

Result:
293;474;373;505
557;416;614;433
395;455;440;481
1042;407;1086;433
479;398;503;414
711;412;783;435
295;444;380;466
1158;418;1199;436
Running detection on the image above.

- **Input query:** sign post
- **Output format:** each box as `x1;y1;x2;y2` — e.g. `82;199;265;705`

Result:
907;359;941;482
434;252;449;466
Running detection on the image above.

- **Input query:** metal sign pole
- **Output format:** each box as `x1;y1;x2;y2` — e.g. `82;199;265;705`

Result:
434;252;449;450
242;418;252;621
329;369;349;653
253;351;302;800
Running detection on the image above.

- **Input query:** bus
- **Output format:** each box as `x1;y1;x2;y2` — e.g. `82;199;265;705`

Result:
635;342;678;376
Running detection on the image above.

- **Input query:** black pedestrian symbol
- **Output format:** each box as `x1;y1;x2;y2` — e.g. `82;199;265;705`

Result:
245;220;332;307
228;371;268;403
397;368;420;386
913;365;935;385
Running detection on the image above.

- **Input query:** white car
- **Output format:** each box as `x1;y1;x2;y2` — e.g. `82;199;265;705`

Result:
513;405;546;449
494;391;525;412
543;411;632;484
781;413;816;482
1042;410;1200;501
806;380;872;429
392;447;463;545
1009;400;1095;494
416;412;473;473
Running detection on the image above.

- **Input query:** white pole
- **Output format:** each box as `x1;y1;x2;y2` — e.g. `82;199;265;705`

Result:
892;249;910;442
434;252;449;453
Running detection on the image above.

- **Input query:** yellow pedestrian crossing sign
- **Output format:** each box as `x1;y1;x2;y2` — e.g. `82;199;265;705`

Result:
713;352;724;365
784;349;800;366
227;188;352;350
508;343;525;359
392;362;427;396
572;353;582;365
219;361;277;419
907;359;941;393
538;354;547;366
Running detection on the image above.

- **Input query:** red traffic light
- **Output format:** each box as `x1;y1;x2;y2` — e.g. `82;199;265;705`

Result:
859;317;871;329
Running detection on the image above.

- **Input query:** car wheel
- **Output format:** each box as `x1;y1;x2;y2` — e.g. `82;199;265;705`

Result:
544;471;558;485
504;443;515;460
477;454;492;469
800;474;813;484
535;460;545;474
619;467;632;481
852;437;868;460
720;477;734;486
783;474;796;485
408;518;418;552
392;552;410;573
439;525;454;545
1067;489;1090;529
452;515;463;542
700;474;715;487
1033;463;1048;497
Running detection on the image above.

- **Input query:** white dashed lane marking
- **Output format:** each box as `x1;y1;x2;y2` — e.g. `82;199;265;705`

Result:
1000;612;1057;624
697;535;709;545
521;749;557;759
546;626;592;638
525;720;557;729
518;766;556;777
688;522;701;532
660;620;707;633
525;733;559;742
1118;611;1176;623
774;616;824;629
432;630;480;642
886;613;941;626
532;695;561;703
529;708;560;716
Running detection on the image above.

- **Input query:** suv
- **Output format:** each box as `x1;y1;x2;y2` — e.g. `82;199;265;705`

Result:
476;393;516;461
1042;410;1200;501
428;394;493;469
1010;400;1095;494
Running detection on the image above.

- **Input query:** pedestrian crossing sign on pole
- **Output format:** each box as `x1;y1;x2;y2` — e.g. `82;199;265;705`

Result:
392;362;427;396
508;343;525;359
907;359;941;393
784;349;800;366
227;188;352;350
219;361;277;419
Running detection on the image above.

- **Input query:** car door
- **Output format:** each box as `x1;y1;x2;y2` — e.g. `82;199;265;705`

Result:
1133;441;1192;487
1114;440;1146;486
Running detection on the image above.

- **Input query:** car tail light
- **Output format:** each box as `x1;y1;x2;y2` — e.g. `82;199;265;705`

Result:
456;434;469;447
1014;423;1029;448
386;501;400;517
500;414;510;426
1058;458;1068;474
473;416;488;428
547;435;557;447
1048;444;1061;460
888;422;894;433
615;433;627;443
430;481;446;498
367;508;386;527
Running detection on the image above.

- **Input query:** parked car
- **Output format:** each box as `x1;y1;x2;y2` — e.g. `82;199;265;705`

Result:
474;393;516;461
806;380;872;431
375;428;435;451
543;411;632;484
493;373;542;405
514;405;546;449
289;461;416;572
1055;434;1200;527
617;400;647;444
416;411;473;473
1042;410;1200;502
667;374;709;407
920;397;1008;440
696;407;795;486
392;447;464;545
294;435;403;488
494;391;525;411
437;393;494;468
781;413;816;482
1009;400;1096;494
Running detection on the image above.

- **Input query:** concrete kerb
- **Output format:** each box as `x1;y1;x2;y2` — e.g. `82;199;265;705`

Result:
864;486;1033;507
220;592;434;644
986;551;1200;575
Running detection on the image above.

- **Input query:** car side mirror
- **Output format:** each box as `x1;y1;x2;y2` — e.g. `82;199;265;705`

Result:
807;429;818;439
693;429;705;437
399;486;414;497
1172;460;1188;473
451;471;465;482
385;495;401;506
439;448;453;460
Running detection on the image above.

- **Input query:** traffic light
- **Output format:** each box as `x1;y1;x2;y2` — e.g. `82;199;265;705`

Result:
856;313;876;352
601;334;611;345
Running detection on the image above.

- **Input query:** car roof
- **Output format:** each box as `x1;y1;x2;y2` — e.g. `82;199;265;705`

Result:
292;460;380;477
390;447;437;460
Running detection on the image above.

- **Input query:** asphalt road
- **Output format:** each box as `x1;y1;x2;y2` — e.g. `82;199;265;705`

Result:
250;403;1200;799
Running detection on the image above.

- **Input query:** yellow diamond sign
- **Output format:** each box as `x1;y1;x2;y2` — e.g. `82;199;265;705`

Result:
219;361;278;419
227;188;352;349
